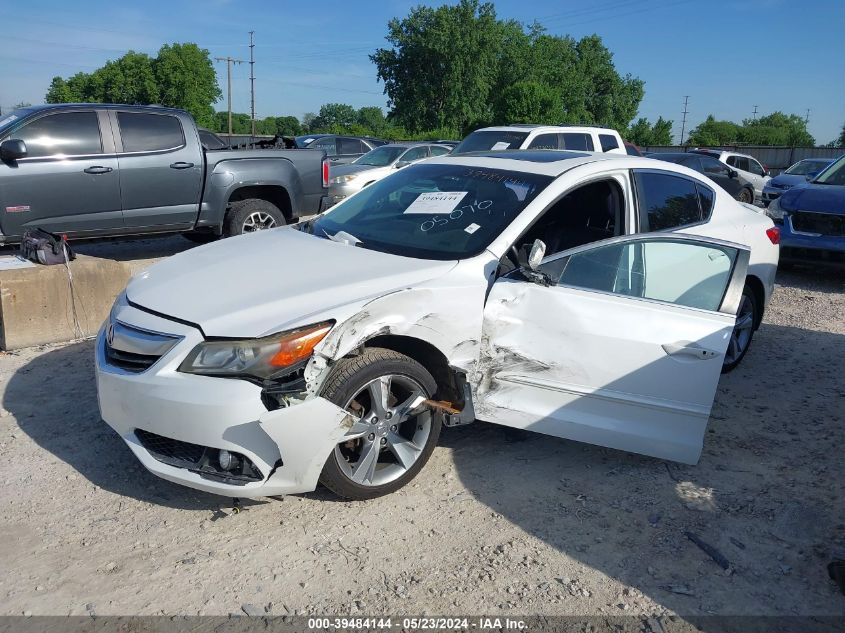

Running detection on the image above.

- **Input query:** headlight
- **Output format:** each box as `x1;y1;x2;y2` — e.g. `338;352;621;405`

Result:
179;322;332;380
331;174;358;184
765;197;784;220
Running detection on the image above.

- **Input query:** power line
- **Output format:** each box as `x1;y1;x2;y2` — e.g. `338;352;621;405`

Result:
680;96;690;146
215;56;245;141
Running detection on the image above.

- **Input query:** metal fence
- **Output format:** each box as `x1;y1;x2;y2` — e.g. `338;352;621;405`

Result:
641;145;844;175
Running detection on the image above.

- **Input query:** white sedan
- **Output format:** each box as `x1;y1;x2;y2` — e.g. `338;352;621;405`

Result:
96;150;779;500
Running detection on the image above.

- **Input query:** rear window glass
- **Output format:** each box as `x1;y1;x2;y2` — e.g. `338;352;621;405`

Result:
453;131;529;154
634;171;703;231
599;134;619;152
561;133;594;151
118;112;184;152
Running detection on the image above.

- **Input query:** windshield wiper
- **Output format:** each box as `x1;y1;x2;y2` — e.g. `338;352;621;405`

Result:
322;229;363;247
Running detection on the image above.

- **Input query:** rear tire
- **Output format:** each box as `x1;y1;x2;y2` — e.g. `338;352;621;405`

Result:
722;284;758;373
737;188;754;204
224;198;286;237
318;348;440;500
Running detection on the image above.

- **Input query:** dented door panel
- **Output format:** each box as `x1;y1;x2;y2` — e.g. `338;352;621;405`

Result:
475;235;749;464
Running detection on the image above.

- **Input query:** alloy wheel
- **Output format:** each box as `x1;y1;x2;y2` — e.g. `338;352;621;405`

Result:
725;294;754;365
242;211;278;232
334;374;432;487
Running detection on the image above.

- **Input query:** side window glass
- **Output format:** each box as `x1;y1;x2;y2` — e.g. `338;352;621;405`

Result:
429;145;451;156
11;111;102;157
702;157;726;174
634;171;702;231
726;156;737;167
528;133;559;150
401;146;429;162
736;157;750;172
118;113;184;152
747;160;764;176
312;138;337;154
551;240;736;311
599;134;619;152
696;184;715;220
561;133;594;151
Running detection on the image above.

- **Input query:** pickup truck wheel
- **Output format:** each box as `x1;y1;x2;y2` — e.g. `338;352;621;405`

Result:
225;198;286;236
737;188;754;204
318;348;441;500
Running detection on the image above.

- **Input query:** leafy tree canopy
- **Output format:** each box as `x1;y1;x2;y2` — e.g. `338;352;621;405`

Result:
626;116;673;146
45;43;220;128
688;112;815;147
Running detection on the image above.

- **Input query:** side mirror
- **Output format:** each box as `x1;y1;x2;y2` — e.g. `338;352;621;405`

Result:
516;239;550;285
395;161;410;169
527;238;546;270
0;139;27;161
728;168;738;179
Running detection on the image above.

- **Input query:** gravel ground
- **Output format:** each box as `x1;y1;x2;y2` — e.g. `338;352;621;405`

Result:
0;263;843;621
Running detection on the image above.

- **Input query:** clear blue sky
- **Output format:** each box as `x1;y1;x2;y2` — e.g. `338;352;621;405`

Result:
1;0;842;143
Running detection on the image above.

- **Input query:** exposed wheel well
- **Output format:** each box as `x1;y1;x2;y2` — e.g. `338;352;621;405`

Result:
227;186;292;219
363;335;460;402
745;274;765;329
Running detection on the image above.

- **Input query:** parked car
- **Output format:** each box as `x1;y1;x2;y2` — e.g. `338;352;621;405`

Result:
624;141;643;156
328;142;453;206
761;158;834;206
0;104;330;244
690;149;771;203
96;150;778;501
452;124;626;155
304;135;388;164
766;154;845;265
648;152;754;202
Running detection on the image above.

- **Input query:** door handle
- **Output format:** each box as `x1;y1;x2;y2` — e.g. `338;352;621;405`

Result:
662;341;720;360
169;162;194;169
84;166;113;174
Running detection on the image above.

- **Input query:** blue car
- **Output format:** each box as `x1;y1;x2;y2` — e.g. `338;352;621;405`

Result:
761;158;834;206
766;154;845;265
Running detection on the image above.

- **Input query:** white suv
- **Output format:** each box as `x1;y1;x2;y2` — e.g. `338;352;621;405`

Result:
453;124;626;155
691;149;771;203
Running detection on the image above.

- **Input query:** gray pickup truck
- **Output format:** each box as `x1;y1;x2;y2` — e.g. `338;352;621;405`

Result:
0;104;330;244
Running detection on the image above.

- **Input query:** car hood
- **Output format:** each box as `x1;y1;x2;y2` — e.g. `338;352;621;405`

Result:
769;174;808;188
780;184;845;215
126;228;457;338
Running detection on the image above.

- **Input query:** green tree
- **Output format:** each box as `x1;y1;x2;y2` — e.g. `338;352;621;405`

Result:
497;80;561;124
839;122;845;147
94;51;159;104
626;116;673;146
687;115;742;146
311;103;359;132
740;111;814;146
271;116;303;136
356;106;388;136
153;43;220;128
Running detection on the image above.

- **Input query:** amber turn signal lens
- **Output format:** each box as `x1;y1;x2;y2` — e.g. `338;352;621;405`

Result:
269;323;332;367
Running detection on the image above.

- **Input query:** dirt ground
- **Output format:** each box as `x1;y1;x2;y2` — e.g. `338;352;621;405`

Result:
0;262;843;622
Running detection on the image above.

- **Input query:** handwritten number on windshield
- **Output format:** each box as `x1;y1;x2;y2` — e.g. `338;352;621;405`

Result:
419;199;492;232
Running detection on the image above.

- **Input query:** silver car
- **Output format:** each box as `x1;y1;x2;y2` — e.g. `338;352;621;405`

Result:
328;143;452;206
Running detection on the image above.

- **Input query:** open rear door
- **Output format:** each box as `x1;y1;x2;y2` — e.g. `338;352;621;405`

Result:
476;234;749;464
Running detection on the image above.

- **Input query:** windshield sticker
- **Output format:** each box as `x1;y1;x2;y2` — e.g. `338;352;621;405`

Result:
464;223;481;234
491;141;511;150
0;114;18;128
404;191;468;215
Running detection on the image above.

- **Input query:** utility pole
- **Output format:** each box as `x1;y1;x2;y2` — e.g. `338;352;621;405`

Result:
804;109;810;125
679;96;690;146
752;105;758;120
249;31;256;143
215;56;245;143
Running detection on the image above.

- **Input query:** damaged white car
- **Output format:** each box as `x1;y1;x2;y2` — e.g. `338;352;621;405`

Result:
96;150;779;500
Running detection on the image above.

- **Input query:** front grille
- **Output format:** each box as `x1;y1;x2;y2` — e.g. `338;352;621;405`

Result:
791;211;845;236
135;429;264;485
105;346;160;373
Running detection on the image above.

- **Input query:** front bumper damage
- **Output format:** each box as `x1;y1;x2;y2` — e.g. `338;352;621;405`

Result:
95;303;353;498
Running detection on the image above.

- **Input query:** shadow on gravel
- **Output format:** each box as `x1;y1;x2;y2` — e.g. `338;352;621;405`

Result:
446;321;845;622
3;340;231;510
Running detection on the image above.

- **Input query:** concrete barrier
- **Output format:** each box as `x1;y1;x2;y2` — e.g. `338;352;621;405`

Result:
0;255;133;350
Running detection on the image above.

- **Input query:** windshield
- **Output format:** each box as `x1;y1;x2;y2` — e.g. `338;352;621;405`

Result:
785;159;830;176
311;163;552;260
0;108;33;136
355;146;407;167
813;156;845;185
452;131;529;155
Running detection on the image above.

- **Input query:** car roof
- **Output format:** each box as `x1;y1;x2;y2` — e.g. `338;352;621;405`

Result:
424;149;652;176
473;125;618;134
19;103;188;115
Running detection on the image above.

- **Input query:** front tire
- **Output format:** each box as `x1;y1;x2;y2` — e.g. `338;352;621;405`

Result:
722;284;758;373
318;348;441;500
224;198;286;237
